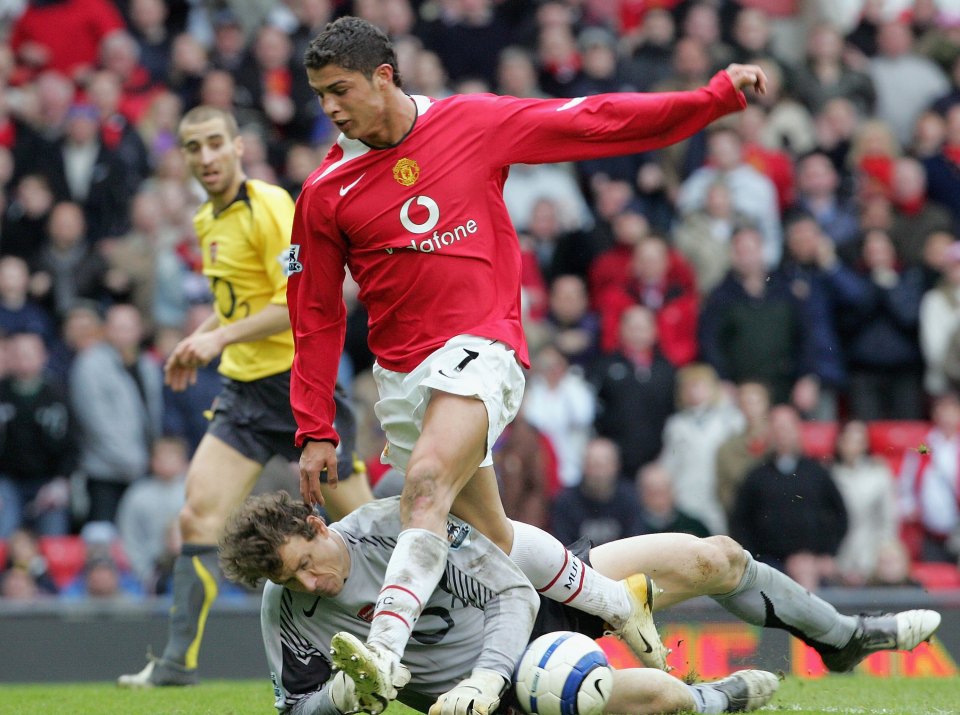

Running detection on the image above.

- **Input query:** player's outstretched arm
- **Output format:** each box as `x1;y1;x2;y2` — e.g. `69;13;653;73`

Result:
723;63;768;96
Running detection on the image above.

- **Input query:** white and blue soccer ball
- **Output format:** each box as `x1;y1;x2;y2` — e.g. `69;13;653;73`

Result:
514;631;613;715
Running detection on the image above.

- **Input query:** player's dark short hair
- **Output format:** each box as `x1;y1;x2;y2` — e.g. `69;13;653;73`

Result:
219;491;317;589
178;106;240;142
304;16;403;88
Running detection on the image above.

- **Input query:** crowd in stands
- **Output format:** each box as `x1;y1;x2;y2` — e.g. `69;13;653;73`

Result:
2;0;960;601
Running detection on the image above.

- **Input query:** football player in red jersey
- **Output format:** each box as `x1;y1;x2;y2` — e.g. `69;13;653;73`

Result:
287;16;767;715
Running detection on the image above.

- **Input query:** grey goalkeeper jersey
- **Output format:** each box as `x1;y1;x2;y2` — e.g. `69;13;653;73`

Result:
261;498;539;714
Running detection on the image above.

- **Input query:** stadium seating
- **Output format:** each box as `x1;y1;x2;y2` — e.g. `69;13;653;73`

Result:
909;561;960;590
866;420;931;475
39;536;87;590
799;420;839;461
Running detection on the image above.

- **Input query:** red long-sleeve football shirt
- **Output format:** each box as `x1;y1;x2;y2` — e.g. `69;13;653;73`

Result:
288;71;746;445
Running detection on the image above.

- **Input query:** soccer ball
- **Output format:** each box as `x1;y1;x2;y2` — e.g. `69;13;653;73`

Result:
514;631;613;715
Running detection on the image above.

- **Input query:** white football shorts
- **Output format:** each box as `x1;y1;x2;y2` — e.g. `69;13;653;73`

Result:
372;334;526;472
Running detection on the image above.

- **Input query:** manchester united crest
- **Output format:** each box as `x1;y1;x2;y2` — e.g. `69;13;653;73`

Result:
392;158;420;186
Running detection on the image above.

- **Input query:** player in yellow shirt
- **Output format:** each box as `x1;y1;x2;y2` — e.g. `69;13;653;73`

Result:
119;106;373;687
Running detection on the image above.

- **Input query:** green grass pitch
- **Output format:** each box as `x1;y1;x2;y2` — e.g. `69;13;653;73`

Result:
0;676;958;715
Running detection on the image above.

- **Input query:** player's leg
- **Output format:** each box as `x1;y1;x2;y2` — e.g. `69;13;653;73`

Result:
118;434;263;687
589;533;940;671
318;385;375;521
319;463;374;521
606;667;779;714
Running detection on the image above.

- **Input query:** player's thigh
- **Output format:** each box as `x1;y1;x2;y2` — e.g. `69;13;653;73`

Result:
450;465;513;552
410;391;489;491
182;433;263;540
589;533;732;609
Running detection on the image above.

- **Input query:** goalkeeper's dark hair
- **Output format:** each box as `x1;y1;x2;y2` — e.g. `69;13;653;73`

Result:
219;491;317;589
304;16;402;88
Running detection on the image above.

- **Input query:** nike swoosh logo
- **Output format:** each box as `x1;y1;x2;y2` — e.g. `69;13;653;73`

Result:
593;679;606;699
303;596;322;618
557;97;586;112
339;173;366;196
638;633;653;653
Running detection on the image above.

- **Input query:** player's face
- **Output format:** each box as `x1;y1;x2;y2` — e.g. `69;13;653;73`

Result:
307;63;392;143
275;517;350;596
179;117;244;202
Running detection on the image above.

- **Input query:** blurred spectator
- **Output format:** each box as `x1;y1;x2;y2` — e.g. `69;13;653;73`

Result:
748;57;817;158
812;97;860;183
493;403;557;532
70;303;163;523
716;381;773;520
923;104;960;228
931;54;960;115
899;391;960;564
791;151;860;250
912;109;946;160
728;6;782;68
659;363;741;535
84;69;151;183
596;234;699;366
848;118;900;202
0;565;41;600
550;437;638;546
96;31;162;129
919;229;957;292
102;189;186;332
673;181;742;296
731;405;848;590
166;32;208;110
0;332;74;537
868;20;949;147
2;527;57;594
235;24;317;146
11;70;74;171
496;46;546;98
569;26;634;98
633;461;710;538
536;20;581;98
780;214;865;420
542;275;600;370
522;343;594;489
208;8;247;75
622;7;675;93
116;435;187;591
9;0;125;85
419;0;515;88
587;201;648;304
869;539;920;588
840;229;925;421
39;101;136;241
920;240;960;397
677;127;782;268
157;304;220;455
1;173;55;264
522;198;594;285
889;157;953;268
287;0;335;73
590;305;676;478
736;104;795;212
127;0;173;84
504;164;593;236
409;50;453;100
28;201;112;322
831;420;899;586
791;21;876;116
0;255;56;345
697;227;808;405
680;2;733;73
61;522;143;600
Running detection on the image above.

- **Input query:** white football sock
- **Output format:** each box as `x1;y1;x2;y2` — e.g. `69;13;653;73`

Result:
367;528;449;660
687;683;729;714
509;520;631;626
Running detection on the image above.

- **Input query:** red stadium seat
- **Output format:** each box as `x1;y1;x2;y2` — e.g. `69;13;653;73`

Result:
39;535;87;590
799;421;838;461
909;562;960;590
867;421;930;476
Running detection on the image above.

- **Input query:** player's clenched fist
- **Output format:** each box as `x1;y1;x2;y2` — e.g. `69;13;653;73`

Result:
429;670;508;715
724;63;768;95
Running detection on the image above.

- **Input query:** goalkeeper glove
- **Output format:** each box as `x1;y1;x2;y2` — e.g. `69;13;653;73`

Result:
429;668;508;715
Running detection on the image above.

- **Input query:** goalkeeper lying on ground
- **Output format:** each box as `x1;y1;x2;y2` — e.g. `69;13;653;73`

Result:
219;492;939;715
